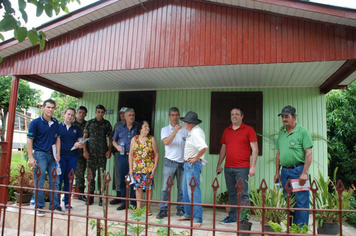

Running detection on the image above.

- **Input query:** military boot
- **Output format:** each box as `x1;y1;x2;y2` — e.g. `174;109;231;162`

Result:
110;191;121;205
85;191;94;205
77;187;86;202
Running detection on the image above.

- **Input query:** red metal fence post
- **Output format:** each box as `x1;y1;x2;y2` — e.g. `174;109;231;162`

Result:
211;177;220;236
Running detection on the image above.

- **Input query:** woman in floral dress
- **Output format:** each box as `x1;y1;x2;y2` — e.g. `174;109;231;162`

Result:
129;120;159;215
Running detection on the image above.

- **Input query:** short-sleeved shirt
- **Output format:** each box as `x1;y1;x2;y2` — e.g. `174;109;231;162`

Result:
161;123;188;163
84;118;113;156
276;124;313;166
184;125;208;161
27;115;60;152
220;123;258;168
112;122;138;152
59;122;83;156
73;119;87;158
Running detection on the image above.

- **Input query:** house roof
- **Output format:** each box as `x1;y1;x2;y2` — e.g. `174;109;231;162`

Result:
1;0;356;96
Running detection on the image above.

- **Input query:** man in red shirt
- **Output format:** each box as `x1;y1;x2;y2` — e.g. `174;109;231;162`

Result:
216;107;258;224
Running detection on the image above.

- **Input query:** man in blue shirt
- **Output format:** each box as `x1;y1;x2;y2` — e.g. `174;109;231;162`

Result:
27;99;63;216
112;108;138;210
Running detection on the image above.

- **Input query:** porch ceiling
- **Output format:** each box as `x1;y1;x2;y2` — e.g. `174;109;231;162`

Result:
35;61;347;92
1;0;356;59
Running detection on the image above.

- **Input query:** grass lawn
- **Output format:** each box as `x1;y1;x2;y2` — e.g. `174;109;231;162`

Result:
11;151;29;175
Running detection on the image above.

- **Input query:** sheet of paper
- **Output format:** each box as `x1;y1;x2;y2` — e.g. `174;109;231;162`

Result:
291;178;310;192
52;144;57;160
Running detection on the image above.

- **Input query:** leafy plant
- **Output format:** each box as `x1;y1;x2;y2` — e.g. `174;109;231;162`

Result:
268;220;309;234
249;180;294;224
10;165;34;194
346;196;356;227
216;191;229;205
326;80;356;189
0;0;81;62
90;206;148;236
312;168;355;228
9;163;51;201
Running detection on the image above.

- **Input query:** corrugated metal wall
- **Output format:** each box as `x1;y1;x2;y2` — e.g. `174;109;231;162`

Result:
80;88;327;203
2;0;356;75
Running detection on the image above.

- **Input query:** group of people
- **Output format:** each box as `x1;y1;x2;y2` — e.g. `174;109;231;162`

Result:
27;99;313;229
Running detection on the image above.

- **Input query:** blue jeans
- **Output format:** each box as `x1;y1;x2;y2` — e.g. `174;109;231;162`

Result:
224;167;250;221
183;162;203;223
33;151;60;209
281;165;310;226
59;155;78;206
159;158;184;212
117;153;136;207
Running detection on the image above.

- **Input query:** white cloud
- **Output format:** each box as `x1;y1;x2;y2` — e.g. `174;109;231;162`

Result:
310;0;356;9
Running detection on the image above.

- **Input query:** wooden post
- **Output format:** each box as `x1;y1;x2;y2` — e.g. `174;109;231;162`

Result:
0;75;20;205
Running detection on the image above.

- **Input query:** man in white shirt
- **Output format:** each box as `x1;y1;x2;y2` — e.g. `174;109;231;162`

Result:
177;111;208;228
156;107;188;219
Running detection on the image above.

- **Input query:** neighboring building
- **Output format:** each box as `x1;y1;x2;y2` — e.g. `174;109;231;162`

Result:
1;0;356;203
12;107;40;150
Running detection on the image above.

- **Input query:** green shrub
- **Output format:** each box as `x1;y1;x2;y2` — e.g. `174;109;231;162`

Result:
347;196;356;227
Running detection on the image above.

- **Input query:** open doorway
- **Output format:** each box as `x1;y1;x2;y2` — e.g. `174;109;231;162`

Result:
118;91;156;135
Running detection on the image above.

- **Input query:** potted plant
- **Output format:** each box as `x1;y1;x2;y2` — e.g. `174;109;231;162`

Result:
217;191;230;212
268;220;309;234
239;209;252;236
313;168;355;235
10;165;51;205
249;180;294;234
10;165;34;205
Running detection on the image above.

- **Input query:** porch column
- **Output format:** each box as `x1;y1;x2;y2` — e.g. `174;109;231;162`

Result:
0;75;20;205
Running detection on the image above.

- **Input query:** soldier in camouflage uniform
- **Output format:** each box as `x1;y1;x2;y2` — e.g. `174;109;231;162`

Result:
73;106;88;201
83;105;113;206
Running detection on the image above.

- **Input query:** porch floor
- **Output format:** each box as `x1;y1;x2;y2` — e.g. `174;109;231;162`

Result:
2;197;355;235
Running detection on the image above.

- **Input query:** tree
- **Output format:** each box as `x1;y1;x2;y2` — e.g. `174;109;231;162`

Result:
50;91;78;123
0;76;42;141
0;0;80;62
326;80;356;189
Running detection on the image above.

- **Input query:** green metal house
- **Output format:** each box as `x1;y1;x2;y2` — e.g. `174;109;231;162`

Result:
1;0;356;204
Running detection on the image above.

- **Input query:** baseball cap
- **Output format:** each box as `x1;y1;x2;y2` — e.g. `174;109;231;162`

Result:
278;105;296;116
119;107;128;113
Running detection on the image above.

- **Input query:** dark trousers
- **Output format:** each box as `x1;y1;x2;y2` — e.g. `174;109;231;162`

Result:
117;153;136;206
59;155;78;205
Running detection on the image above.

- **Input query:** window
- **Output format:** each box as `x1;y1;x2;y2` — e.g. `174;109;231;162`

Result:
209;92;263;155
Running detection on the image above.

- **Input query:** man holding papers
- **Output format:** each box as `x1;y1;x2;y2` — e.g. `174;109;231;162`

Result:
274;106;313;227
27;99;63;216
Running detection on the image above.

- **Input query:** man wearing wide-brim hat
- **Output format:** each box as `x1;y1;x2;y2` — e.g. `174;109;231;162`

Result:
177;111;208;228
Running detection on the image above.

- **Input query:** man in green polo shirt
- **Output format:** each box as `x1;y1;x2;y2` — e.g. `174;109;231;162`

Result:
274;105;313;227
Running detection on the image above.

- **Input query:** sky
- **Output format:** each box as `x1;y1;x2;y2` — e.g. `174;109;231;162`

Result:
1;0;356;99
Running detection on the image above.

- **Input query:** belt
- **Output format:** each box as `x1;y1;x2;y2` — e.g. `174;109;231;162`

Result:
166;158;183;164
282;163;304;169
37;150;52;154
119;152;129;156
184;159;202;163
